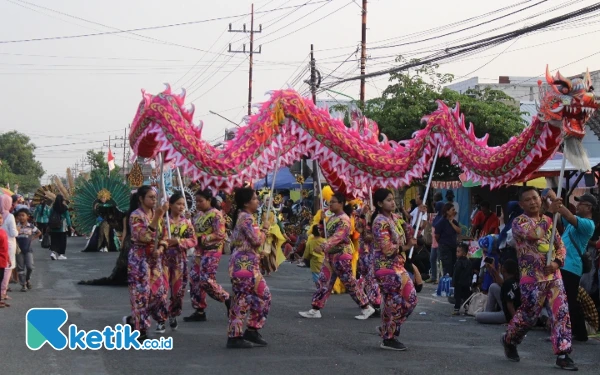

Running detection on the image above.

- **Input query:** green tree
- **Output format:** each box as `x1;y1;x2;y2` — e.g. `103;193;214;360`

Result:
86;150;120;180
363;58;527;181
0;131;45;193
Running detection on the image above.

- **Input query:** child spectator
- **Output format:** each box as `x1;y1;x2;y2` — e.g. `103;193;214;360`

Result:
475;259;521;324
302;225;326;286
452;243;472;315
15;206;40;292
0;215;9;307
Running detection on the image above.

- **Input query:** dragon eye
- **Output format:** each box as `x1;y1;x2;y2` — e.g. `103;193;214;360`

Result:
561;87;569;94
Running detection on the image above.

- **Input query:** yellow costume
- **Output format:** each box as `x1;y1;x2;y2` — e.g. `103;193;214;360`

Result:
259;210;286;274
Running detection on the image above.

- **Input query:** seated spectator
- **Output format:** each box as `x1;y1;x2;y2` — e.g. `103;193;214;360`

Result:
578;286;599;335
411;238;431;280
453;243;472;315
475;259;520;324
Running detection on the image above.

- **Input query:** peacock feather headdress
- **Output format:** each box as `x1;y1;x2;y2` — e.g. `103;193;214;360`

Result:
72;175;131;234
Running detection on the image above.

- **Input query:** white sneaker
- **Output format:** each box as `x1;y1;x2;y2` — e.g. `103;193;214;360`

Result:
58;255;67;260
355;305;375;320
50;252;57;260
298;309;322;319
100;247;108;253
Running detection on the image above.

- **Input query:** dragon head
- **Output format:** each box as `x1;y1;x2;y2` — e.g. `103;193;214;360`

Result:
538;66;599;139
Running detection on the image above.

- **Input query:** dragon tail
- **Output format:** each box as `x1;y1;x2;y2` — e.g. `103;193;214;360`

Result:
563;136;591;171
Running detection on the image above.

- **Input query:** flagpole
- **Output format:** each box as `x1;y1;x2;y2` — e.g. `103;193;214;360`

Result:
547;150;567;265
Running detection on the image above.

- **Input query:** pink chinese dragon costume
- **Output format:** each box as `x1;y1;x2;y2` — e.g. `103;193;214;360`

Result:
129;67;598;196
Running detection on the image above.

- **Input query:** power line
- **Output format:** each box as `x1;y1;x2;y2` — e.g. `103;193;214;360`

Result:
325;2;600;86
0;0;333;47
260;1;355;45
369;0;550;51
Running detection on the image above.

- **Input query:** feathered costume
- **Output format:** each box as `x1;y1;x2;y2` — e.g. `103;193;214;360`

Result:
76;176;131;287
75;176;130;253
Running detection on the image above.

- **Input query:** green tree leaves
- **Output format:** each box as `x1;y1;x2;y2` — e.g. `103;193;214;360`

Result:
0;131;45;193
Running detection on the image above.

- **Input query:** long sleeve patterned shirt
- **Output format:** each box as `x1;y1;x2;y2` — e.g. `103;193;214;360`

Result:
168;215;197;253
372;213;407;273
230;211;265;254
193;208;226;255
320;212;353;255
511;213;566;284
129;208;164;256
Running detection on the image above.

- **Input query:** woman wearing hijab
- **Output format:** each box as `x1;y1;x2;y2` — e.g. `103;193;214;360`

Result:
1;195;17;301
48;195;74;260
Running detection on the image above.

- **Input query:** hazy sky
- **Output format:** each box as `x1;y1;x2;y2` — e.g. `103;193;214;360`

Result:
1;0;599;183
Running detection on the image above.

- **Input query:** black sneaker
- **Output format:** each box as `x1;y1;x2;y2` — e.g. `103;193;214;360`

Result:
243;329;267;347
555;354;578;371
370;308;381;318
155;322;166;334
26;281;32;290
169;317;178;331
183;311;207;322
501;334;520;362
20;286;28;292
380;338;407;351
226;337;253;349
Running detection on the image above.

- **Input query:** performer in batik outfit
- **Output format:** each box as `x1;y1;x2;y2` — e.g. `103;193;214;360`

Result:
226;188;271;349
355;206;381;312
185;189;230;322
123;186;168;341
164;192;197;331
299;192;375;320
501;186;577;371
370;188;417;351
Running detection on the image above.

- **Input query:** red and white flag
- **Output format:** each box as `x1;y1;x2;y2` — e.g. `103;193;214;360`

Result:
107;149;115;171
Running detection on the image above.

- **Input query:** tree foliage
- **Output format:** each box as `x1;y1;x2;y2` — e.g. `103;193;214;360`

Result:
363;59;527;181
0;131;45;193
86;150;119;181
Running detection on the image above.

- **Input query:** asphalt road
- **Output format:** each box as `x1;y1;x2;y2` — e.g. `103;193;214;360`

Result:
2;237;599;375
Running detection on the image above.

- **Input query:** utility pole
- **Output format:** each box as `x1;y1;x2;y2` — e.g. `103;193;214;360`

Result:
108;135;111;177
310;44;319;214
122;127;127;181
229;3;262;116
360;0;367;106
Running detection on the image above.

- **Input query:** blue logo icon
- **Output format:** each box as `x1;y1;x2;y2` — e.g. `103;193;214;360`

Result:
26;308;173;351
26;308;69;350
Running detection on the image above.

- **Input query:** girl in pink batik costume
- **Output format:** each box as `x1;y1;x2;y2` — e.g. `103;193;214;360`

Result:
299;191;375;320
123;186;168;342
163;192;197;331
226;188;271;349
371;188;418;351
185;188;230;323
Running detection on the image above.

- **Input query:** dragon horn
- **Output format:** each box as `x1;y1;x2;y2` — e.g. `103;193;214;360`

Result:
141;89;152;107
555;70;572;91
162;83;172;95
584;68;593;89
545;65;554;85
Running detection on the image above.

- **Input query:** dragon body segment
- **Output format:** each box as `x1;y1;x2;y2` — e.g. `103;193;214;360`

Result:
130;67;597;197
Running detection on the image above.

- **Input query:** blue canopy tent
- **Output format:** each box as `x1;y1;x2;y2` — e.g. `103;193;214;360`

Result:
254;167;314;190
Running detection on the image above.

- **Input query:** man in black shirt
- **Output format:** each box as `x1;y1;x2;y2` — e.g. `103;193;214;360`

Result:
475;259;520;324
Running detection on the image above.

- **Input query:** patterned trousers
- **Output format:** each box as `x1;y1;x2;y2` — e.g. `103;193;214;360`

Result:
505;279;572;355
163;249;188;318
189;253;230;310
312;253;369;310
127;250;151;332
228;251;271;338
147;255;168;324
376;270;417;340
357;252;381;307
